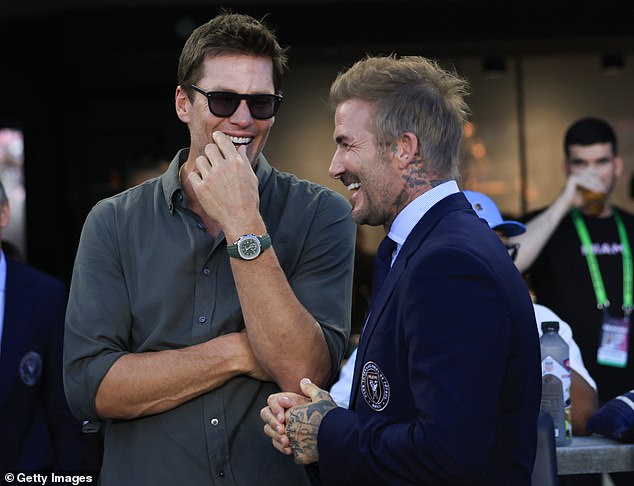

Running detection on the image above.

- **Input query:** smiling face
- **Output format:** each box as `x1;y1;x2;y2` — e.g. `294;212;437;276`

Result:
329;99;405;229
176;54;276;167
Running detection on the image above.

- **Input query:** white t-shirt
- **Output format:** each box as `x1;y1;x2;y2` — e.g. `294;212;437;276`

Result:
330;303;597;408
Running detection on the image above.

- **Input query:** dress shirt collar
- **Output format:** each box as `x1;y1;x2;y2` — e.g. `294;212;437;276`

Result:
0;249;5;292
388;180;460;254
161;148;273;213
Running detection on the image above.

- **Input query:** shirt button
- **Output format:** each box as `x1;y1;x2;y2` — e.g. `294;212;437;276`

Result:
218;470;225;478
210;417;219;426
198;316;207;324
202;267;210;276
197;222;205;231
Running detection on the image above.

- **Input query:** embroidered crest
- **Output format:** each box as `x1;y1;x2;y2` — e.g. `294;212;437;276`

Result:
19;351;43;386
361;361;390;411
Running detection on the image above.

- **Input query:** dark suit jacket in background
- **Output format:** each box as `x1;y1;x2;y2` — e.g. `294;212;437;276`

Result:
0;257;82;473
318;192;542;485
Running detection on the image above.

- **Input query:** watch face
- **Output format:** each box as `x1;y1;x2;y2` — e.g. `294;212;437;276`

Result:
237;235;261;260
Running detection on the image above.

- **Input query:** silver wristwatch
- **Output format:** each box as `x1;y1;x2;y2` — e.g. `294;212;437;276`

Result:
227;233;272;260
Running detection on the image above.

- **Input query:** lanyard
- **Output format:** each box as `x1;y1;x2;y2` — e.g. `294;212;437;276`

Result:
570;208;633;314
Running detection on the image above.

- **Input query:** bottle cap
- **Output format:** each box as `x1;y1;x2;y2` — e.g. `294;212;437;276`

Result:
541;321;559;333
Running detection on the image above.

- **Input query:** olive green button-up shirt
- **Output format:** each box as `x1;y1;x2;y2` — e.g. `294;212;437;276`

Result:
63;149;355;485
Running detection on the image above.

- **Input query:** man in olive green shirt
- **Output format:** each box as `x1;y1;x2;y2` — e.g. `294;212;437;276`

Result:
63;13;354;486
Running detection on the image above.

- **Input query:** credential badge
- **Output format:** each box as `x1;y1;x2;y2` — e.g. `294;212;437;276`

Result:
361;361;390;411
19;351;43;386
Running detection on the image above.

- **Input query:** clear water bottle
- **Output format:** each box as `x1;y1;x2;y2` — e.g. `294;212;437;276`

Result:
540;321;572;446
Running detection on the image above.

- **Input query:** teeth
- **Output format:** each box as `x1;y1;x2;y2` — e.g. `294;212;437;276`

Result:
228;136;252;145
347;182;361;191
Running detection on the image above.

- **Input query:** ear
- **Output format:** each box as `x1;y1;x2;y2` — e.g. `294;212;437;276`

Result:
175;85;192;123
614;155;623;178
394;131;419;169
0;203;10;230
563;156;571;176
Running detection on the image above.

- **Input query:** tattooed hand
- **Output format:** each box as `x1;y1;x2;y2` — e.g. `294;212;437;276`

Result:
261;391;310;455
261;378;337;463
284;378;337;464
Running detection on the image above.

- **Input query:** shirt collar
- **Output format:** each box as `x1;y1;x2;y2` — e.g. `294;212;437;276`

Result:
388;180;460;248
0;249;6;292
161;149;273;213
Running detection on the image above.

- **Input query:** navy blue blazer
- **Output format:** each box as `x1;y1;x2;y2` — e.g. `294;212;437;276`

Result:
0;257;82;473
318;193;541;485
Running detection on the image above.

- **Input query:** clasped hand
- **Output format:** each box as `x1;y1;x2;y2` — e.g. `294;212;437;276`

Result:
260;378;337;464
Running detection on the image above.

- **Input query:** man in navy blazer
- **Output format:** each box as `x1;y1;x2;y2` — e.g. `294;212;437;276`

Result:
261;55;541;485
0;181;82;474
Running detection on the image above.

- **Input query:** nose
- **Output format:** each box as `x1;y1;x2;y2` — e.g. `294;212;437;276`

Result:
329;149;344;180
229;99;253;126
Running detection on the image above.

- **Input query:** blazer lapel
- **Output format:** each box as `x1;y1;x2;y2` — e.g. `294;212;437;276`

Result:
349;193;470;409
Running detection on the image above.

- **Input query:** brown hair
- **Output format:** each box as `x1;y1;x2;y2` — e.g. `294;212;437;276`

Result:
177;11;288;98
329;55;470;178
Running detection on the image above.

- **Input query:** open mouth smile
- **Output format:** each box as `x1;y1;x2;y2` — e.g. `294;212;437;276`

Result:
227;135;253;146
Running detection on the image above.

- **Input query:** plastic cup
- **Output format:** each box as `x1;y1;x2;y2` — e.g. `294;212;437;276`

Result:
579;187;606;216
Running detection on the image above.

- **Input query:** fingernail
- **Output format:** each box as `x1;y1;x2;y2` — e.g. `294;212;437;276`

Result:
300;378;311;385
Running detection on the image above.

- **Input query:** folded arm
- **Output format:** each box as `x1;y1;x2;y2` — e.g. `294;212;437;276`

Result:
63;201;269;421
95;331;268;419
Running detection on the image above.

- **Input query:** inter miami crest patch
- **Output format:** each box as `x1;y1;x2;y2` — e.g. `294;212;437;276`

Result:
361;361;390;411
19;351;43;386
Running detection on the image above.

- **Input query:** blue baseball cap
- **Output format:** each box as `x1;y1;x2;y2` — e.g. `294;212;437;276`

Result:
463;190;526;237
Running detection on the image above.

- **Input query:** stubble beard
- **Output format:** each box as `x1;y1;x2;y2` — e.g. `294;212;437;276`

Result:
351;197;385;228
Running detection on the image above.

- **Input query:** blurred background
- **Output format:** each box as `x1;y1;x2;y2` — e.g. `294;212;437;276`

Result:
1;0;633;285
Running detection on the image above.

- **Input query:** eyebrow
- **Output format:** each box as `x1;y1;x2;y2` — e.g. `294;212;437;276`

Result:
569;156;613;164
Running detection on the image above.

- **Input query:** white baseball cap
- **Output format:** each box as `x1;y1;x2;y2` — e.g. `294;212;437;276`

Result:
463;190;526;237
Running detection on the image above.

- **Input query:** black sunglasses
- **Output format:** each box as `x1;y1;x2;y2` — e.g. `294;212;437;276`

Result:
190;84;283;120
